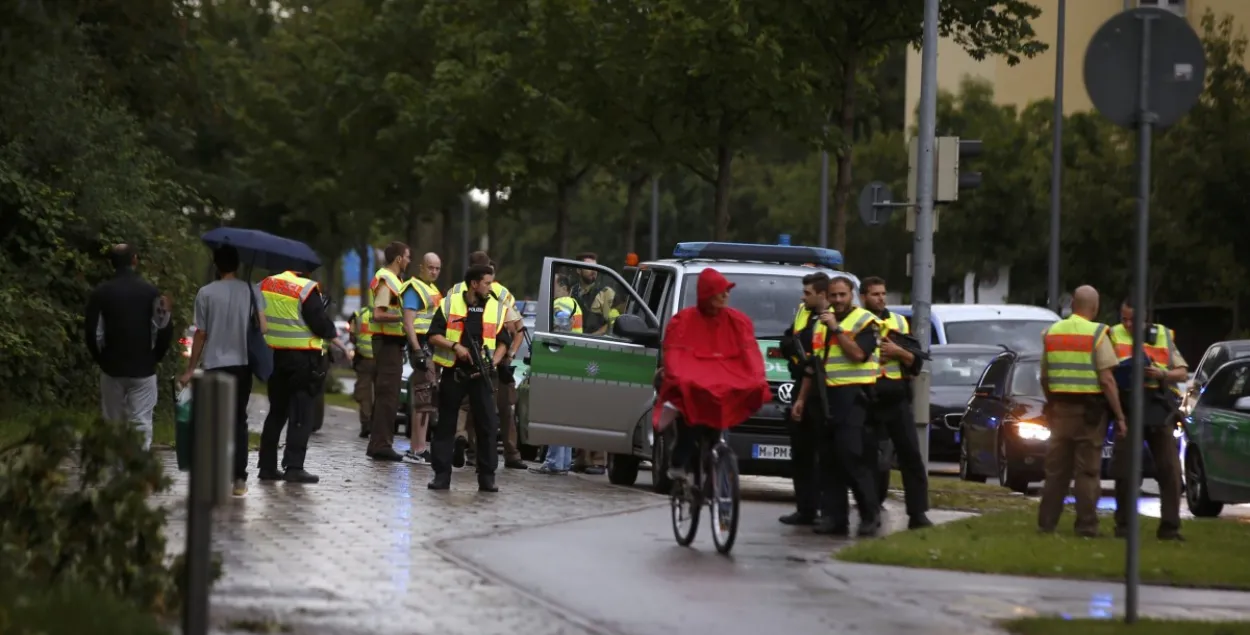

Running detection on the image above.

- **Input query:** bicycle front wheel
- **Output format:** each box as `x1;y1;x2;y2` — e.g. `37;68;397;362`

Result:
708;442;740;555
671;479;701;547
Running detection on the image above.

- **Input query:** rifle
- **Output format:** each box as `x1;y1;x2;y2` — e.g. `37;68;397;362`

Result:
457;331;496;396
886;331;932;362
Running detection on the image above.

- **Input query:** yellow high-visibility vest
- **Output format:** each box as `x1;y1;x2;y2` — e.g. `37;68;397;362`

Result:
1110;323;1177;394
353;307;374;359
875;311;910;380
813;307;879;386
1043;315;1108;394
432;292;508;368
260;271;324;351
790;302;812;365
447;280;514;308
553;296;584;333
403;278;443;335
370;268;405;337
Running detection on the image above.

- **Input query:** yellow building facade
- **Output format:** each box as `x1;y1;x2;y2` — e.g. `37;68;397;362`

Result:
903;0;1250;132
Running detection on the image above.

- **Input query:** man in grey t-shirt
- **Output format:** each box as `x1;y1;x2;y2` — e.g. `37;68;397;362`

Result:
180;246;266;496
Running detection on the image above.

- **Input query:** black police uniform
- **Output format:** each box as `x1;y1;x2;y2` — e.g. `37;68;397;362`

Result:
868;310;931;527
258;284;338;484
817;314;881;536
426;294;501;491
779;311;822;525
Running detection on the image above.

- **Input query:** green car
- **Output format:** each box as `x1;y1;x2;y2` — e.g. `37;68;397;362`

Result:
1183;357;1250;516
516;242;859;492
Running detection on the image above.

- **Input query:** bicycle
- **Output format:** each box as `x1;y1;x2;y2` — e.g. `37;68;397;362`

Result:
667;423;741;555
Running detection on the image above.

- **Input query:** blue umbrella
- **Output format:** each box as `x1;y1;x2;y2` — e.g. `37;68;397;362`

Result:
200;227;321;273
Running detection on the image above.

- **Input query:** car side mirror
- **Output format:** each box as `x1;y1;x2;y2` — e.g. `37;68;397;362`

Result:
1234;396;1250;412
613;313;660;347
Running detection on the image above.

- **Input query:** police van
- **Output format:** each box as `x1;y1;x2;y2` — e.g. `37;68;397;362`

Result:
516;242;859;492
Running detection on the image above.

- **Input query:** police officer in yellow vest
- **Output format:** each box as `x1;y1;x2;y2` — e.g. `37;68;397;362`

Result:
553;274;584;333
1038;285;1126;537
399;252;444;463
792;275;881;537
1109;297;1187;540
777;273;831;527
426;264;510;491
258;269;338;484
348;305;375;438
859;276;933;529
363;241;411;461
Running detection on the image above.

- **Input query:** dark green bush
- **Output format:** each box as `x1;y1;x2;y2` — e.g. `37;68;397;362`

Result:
0;412;184;625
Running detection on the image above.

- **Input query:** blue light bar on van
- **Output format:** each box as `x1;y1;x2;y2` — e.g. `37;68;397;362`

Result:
672;242;844;267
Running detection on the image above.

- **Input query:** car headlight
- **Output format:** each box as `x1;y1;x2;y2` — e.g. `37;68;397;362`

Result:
1015;421;1051;441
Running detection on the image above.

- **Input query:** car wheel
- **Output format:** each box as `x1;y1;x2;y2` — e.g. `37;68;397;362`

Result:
959;429;986;483
607;453;641;486
1185;446;1224;518
997;433;1029;494
652;429;673;495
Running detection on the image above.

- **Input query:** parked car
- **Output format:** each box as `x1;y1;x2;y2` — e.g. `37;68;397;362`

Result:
887;303;1061;354
1182;357;1250;517
516;241;861;492
958;349;1179;493
924;344;1005;462
1181;339;1250;415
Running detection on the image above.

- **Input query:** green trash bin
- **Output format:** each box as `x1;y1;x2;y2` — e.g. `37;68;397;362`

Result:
173;379;193;471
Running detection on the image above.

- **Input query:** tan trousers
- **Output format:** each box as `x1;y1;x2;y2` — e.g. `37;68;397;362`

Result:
1112;423;1182;537
573;449;606;469
1037;398;1107;536
353;356;376;432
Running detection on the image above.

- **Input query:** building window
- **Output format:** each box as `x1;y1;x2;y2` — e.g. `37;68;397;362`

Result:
1138;0;1185;16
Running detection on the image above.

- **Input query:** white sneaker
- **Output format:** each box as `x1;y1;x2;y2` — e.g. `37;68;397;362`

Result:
666;467;688;482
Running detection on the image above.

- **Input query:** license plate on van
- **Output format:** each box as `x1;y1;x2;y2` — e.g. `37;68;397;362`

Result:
752;444;791;460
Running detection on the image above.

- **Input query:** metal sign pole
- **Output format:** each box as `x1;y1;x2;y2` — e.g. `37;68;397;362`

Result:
909;0;941;470
183;371;236;635
1047;0;1066;313
1126;12;1158;624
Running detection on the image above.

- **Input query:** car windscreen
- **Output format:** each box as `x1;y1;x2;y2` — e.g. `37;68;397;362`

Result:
1010;361;1043;397
942;320;1054;353
679;273;805;338
930;352;998;386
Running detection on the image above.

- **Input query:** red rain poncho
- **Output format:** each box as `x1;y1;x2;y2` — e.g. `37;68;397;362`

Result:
653;268;771;431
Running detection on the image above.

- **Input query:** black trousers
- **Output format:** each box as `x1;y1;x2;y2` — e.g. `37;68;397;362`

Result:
208;365;253;481
786;401;821;518
870;393;929;517
820;386;879;526
259;351;319;472
431;366;498;477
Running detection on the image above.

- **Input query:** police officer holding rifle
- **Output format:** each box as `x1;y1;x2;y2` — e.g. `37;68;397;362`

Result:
778;272;833;526
425;264;509;492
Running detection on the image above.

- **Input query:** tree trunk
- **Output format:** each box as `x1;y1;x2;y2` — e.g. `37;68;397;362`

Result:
712;145;733;241
440;203;455;288
486;186;498;257
555;183;571;258
832;53;859;255
358;240;371;307
622;173;648;255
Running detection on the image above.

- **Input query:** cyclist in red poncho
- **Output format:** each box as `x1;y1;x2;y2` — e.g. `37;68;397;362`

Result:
654;268;771;481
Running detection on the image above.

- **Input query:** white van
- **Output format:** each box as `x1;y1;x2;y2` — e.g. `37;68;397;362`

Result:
885;304;1062;353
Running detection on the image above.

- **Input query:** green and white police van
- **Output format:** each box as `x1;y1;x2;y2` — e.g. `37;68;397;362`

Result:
516;242;860;492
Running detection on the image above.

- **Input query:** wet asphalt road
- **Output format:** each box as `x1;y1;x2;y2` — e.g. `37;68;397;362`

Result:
152;398;1250;634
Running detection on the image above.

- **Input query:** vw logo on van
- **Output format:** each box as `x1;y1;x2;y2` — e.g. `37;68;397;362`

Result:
776;382;795;404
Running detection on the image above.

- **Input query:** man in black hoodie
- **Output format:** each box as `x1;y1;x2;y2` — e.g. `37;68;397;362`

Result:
84;244;174;450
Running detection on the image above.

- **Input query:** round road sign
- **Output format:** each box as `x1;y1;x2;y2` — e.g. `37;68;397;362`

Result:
1084;7;1206;130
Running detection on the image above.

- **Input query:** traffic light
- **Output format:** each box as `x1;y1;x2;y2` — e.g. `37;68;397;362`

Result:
935;137;982;202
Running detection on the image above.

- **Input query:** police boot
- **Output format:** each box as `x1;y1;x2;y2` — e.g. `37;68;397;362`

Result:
428;472;451;490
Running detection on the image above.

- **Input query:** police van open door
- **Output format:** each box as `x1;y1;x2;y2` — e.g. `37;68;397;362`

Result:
521;257;661;454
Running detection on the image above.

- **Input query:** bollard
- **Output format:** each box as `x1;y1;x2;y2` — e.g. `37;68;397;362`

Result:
183;370;236;635
911;368;932;470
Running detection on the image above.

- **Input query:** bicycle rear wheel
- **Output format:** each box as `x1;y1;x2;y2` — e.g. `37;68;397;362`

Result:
671;473;701;547
708;442;740;555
